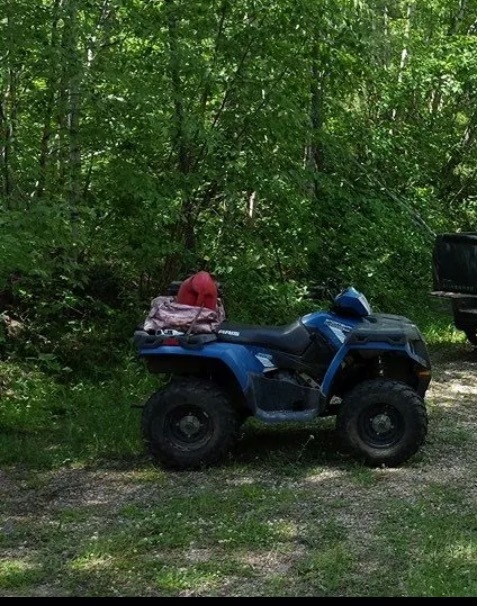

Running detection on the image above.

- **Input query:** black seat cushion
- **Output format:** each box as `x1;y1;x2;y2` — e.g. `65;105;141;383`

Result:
216;320;311;355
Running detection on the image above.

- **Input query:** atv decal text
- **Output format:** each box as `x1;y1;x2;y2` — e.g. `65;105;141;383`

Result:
255;353;276;369
324;319;352;343
218;329;240;336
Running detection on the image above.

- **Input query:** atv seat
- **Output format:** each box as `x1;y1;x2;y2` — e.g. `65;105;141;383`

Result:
216;320;312;355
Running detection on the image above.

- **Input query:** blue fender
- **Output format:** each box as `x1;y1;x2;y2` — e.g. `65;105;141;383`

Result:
139;342;263;393
320;341;426;398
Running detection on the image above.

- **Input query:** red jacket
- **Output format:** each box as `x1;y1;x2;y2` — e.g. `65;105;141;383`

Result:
176;271;218;311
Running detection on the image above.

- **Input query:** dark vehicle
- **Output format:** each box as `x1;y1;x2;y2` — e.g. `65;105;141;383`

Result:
432;232;477;345
134;285;431;471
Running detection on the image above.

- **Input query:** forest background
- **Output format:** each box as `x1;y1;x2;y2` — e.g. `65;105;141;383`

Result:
4;1;477;597
1;0;476;454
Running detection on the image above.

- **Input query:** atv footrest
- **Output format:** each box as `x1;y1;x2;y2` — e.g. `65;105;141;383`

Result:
255;408;320;424
250;373;323;414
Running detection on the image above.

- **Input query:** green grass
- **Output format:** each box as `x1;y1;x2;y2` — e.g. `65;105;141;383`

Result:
375;494;477;597
0;560;45;590
0;354;158;468
1;321;477;596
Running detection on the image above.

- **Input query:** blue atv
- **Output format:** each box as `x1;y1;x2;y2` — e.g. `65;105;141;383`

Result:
133;286;431;470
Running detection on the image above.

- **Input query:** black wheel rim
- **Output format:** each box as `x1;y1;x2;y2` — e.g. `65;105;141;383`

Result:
357;403;405;449
164;405;212;451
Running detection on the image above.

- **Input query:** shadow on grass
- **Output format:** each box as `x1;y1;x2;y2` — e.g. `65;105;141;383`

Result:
228;417;351;472
0;422;347;477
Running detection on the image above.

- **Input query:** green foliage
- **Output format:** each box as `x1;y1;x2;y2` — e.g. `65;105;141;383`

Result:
1;0;477;422
0;357;156;468
3;5;477;598
0;362;61;433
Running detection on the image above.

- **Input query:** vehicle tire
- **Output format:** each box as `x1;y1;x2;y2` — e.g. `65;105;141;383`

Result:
141;377;242;470
336;379;428;467
464;328;477;346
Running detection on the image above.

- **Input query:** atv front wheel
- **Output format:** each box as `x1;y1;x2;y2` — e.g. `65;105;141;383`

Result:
141;378;242;470
336;379;428;467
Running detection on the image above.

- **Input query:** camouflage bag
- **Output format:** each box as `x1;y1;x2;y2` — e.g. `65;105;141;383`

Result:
143;296;226;335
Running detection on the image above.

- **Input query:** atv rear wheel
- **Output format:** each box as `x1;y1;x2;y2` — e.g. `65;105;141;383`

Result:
336;379;428;467
141;377;242;470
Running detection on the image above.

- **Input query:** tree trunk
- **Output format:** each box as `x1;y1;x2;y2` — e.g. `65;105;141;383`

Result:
306;35;325;204
1;0;18;209
35;0;63;201
390;1;414;123
165;0;196;265
66;0;82;230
